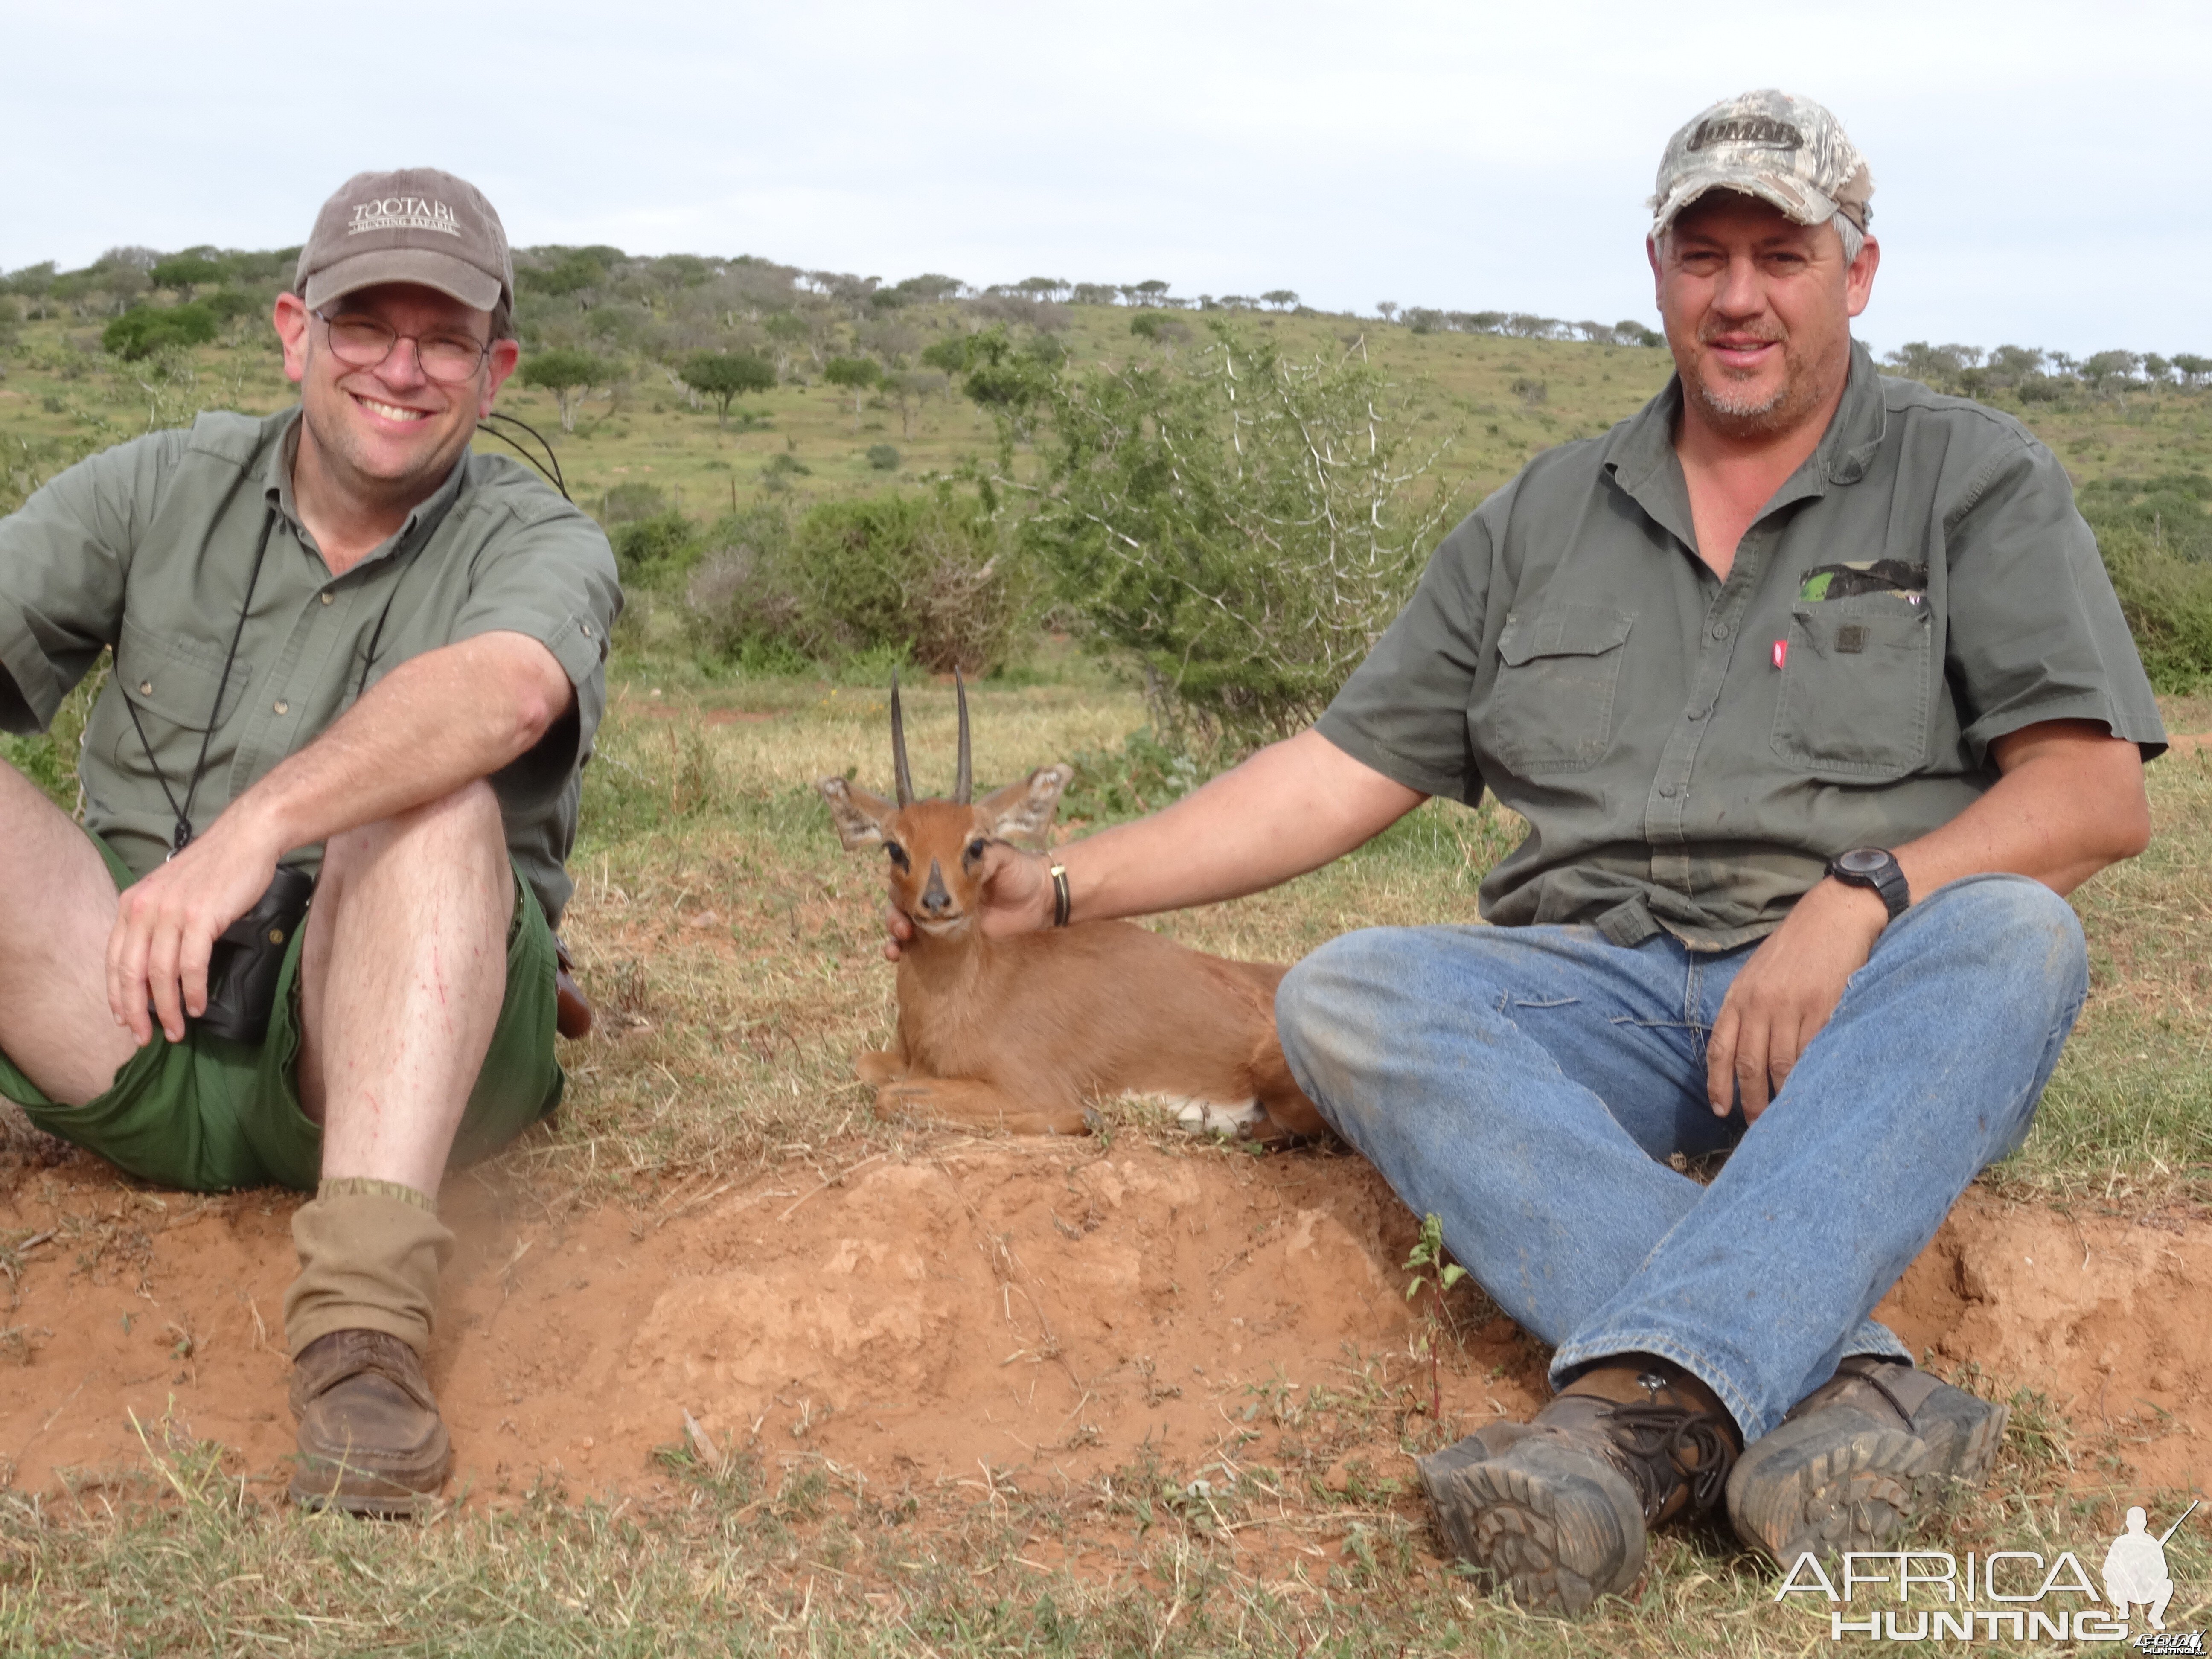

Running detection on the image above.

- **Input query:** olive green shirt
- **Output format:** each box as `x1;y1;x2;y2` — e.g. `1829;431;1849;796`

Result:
0;407;621;925
1317;342;2165;950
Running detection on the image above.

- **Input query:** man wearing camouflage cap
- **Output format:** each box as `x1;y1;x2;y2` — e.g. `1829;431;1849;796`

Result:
905;90;2162;1609
0;169;620;1513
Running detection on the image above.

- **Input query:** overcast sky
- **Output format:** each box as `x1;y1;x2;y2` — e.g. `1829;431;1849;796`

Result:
6;0;2205;358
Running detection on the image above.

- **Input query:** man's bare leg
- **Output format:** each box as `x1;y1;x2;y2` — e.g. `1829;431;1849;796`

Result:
297;777;510;1196
284;778;510;1516
0;761;139;1103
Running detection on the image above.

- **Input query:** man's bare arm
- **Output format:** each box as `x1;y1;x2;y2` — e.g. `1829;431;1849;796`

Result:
108;631;572;1043
889;727;1428;958
1706;719;2150;1120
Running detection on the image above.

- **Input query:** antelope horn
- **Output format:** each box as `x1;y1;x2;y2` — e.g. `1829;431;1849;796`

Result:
890;669;915;806
952;668;973;804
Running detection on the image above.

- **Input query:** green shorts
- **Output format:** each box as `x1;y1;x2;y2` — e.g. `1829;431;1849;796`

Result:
0;832;563;1193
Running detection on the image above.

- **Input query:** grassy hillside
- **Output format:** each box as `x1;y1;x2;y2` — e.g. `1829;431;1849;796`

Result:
3;300;2207;520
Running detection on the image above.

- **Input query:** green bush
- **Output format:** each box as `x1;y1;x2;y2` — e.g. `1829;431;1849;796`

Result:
610;510;703;588
103;302;218;360
600;482;669;524
2080;472;2212;563
684;491;1027;673
148;254;223;290
682;505;799;663
1014;321;1464;744
866;443;900;471
1060;727;1215;824
201;288;262;324
2098;524;2212;693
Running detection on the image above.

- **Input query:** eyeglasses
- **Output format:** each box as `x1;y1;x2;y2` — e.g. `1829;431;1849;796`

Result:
313;309;492;384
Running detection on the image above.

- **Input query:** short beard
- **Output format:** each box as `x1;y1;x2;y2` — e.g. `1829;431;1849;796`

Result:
1687;367;1796;438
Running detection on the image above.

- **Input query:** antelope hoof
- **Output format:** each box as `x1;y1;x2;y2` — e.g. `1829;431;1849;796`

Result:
1174;1100;1270;1139
855;1050;905;1086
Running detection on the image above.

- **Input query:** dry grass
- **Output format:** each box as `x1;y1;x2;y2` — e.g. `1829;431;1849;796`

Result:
3;310;2209;1653
3;666;2207;1655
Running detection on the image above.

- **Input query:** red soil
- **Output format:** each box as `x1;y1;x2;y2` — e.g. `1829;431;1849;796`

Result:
2;1134;2205;1504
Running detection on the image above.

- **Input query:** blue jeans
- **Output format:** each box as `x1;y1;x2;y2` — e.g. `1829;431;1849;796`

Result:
1275;874;2087;1443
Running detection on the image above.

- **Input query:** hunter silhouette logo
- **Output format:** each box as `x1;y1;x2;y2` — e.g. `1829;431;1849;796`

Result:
2104;1501;2196;1637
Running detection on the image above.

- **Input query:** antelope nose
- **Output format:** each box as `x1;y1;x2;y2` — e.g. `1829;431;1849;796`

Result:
917;860;953;916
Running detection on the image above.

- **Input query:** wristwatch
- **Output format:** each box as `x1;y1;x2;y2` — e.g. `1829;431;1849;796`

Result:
1827;847;1911;922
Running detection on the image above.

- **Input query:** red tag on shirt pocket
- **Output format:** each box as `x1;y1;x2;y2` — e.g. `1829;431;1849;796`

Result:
1771;639;1789;669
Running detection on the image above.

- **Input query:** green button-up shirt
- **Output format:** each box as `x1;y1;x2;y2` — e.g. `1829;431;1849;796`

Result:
1317;342;2165;950
0;407;622;925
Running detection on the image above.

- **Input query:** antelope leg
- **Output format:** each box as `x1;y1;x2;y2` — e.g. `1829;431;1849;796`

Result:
854;1049;906;1086
875;1077;1090;1137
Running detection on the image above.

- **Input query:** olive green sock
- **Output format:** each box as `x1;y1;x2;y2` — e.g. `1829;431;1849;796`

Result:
283;1179;454;1359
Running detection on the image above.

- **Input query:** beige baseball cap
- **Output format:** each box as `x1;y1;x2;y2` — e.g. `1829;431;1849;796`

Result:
294;167;514;314
1649;90;1873;241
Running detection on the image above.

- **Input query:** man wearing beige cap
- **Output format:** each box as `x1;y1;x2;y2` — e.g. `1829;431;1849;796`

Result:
0;169;620;1513
897;91;2162;1608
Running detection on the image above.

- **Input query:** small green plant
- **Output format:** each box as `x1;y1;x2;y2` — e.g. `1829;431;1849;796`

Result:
865;442;899;471
1403;1211;1466;1423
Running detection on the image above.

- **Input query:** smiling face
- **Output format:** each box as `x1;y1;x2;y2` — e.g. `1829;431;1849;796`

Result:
274;281;519;506
1649;191;1879;444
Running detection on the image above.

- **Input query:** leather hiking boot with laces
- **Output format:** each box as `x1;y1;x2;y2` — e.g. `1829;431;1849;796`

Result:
1727;1356;2007;1566
1417;1359;1741;1617
289;1329;454;1517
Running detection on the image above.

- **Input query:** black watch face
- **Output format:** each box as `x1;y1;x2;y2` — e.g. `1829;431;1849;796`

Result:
1835;847;1891;876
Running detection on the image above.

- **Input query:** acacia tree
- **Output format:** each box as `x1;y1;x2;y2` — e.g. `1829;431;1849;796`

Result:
1260;290;1299;311
518;348;607;432
880;367;948;437
823;355;882;425
680;350;775;428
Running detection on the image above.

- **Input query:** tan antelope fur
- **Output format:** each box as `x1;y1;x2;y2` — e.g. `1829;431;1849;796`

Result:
816;674;1327;1141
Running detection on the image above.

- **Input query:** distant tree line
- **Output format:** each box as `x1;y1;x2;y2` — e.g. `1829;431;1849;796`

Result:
1881;341;2212;401
3;239;2204;440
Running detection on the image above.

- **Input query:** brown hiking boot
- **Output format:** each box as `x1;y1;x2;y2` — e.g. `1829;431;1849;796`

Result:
288;1329;454;1517
1726;1356;2007;1566
1416;1358;1741;1617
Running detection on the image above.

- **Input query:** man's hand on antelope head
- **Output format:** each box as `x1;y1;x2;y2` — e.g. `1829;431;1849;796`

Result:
811;669;1069;961
879;841;1051;962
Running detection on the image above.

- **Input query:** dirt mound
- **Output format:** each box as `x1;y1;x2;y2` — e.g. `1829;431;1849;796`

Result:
2;1141;2205;1502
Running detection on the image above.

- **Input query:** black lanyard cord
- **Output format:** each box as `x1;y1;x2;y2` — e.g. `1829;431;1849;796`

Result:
128;506;277;856
475;411;569;501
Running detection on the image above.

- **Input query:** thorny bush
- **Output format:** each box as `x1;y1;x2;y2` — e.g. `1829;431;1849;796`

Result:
1008;322;1465;745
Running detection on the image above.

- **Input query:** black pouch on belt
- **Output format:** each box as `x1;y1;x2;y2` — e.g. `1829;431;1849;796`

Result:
198;865;316;1044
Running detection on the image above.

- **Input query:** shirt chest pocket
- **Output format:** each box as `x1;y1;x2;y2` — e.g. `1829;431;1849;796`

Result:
96;623;256;774
1769;600;1933;780
1487;605;1634;774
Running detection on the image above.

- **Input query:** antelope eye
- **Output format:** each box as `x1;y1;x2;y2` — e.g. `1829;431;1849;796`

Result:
966;838;990;862
884;841;910;870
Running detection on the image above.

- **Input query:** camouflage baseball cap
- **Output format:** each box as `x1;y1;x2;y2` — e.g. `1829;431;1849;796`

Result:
1649;90;1873;241
294;167;513;314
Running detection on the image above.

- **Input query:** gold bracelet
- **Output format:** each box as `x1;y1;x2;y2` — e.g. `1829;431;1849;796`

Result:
1049;863;1072;928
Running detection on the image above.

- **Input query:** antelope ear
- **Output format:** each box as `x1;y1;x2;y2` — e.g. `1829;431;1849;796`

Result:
818;776;894;850
980;763;1073;845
